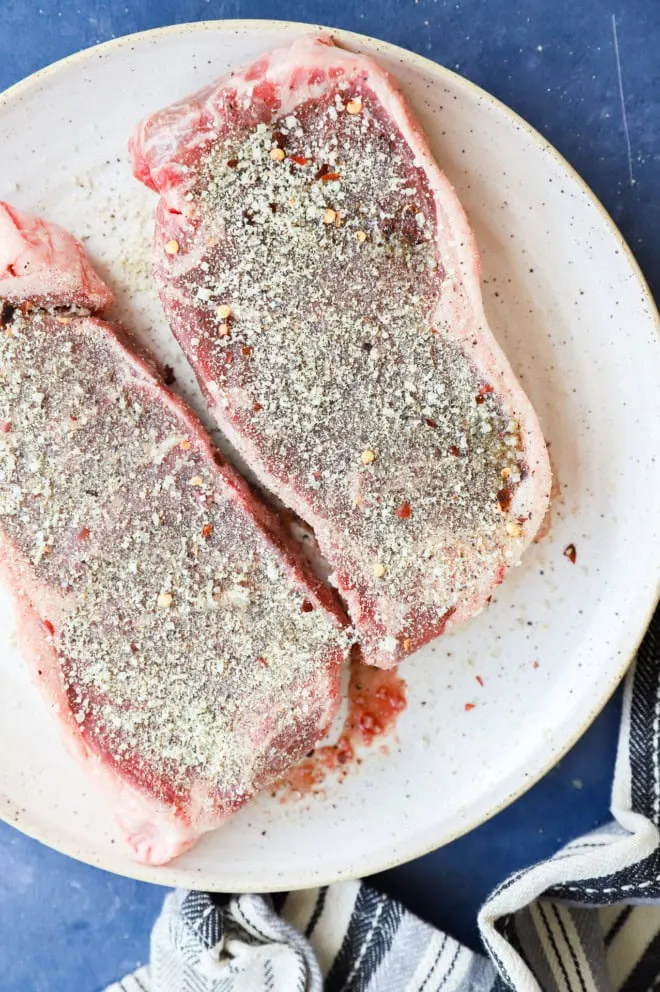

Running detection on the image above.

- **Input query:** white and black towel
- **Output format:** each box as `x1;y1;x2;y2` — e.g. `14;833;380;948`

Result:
108;606;660;992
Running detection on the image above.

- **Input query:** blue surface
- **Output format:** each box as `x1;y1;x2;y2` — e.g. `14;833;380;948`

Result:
0;2;657;989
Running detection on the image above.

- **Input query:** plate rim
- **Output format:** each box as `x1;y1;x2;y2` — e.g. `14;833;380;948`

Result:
0;16;658;891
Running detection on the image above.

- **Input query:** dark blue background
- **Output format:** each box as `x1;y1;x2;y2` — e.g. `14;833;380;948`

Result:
0;2;656;989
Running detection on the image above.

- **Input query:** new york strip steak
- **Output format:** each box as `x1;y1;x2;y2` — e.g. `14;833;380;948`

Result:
0;202;349;865
131;35;552;668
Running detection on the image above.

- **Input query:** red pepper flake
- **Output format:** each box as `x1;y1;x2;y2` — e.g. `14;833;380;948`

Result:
475;394;486;405
425;418;437;429
464;702;476;712
497;488;512;512
301;599;314;613
475;674;484;687
533;661;540;669
257;656;268;668
252;402;263;413
1;421;11;433
227;158;239;168
563;543;577;564
77;527;90;541
315;163;331;180
42;619;55;637
448;445;460;457
241;346;252;356
201;523;213;539
290;154;307;165
479;383;494;395
395;502;412;520
320;172;341;182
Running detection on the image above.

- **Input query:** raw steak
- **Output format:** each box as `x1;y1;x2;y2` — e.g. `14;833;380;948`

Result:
131;35;552;668
0;202;349;864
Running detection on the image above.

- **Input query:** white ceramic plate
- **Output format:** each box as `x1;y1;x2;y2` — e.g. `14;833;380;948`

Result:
0;20;658;892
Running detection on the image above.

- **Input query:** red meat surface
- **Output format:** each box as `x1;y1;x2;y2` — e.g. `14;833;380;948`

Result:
0;202;349;865
131;34;552;668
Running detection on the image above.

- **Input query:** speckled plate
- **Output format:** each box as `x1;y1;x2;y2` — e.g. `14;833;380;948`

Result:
0;20;658;892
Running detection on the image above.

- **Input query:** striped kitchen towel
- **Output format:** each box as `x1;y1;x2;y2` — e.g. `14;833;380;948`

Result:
108;606;660;992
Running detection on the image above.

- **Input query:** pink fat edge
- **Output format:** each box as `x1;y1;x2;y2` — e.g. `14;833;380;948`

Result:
0;201;113;311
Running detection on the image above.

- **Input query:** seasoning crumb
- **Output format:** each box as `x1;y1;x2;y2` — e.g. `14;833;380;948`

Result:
323;208;337;225
157;591;173;609
216;304;232;320
269;148;285;161
355;230;367;243
360;448;376;465
346;98;363;115
506;521;522;537
373;563;386;579
164;239;180;255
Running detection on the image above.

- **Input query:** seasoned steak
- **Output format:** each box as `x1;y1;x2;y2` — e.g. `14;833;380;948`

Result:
131;35;551;667
0;202;349;864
